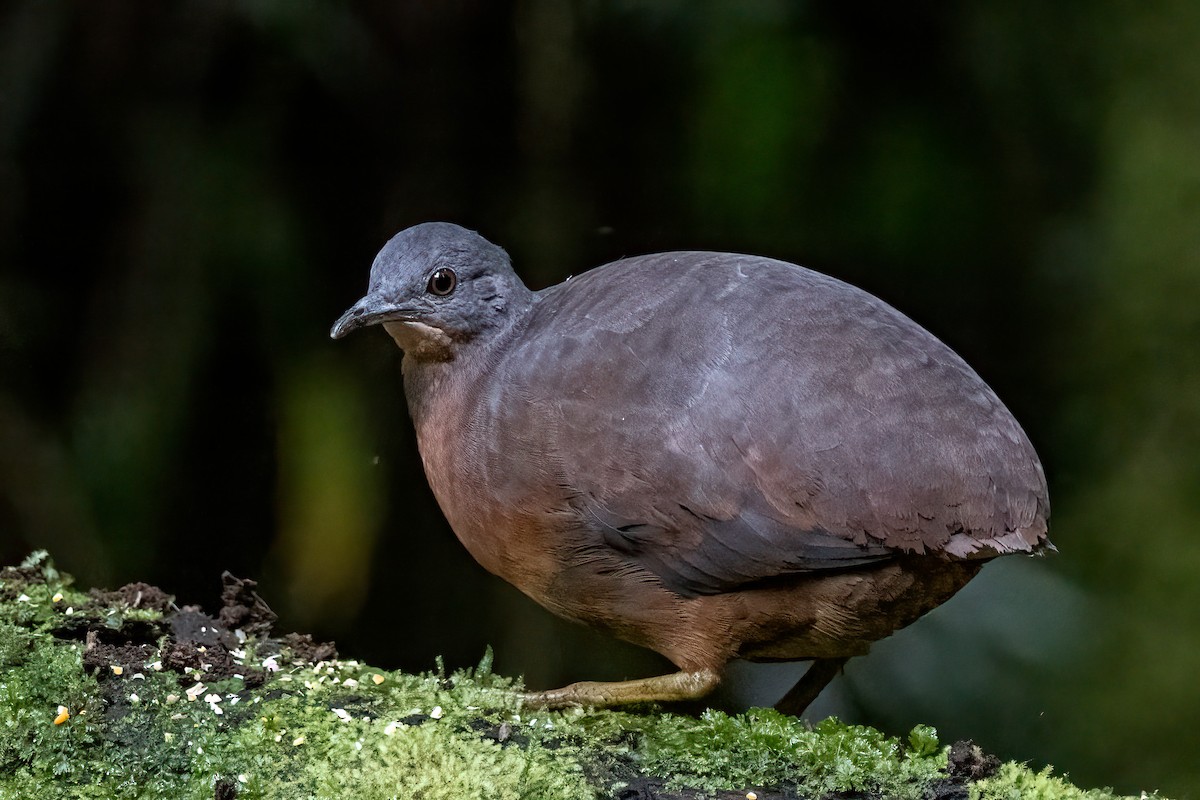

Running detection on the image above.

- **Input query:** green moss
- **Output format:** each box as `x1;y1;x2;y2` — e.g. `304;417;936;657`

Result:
0;620;102;787
631;710;945;798
972;763;1157;800
0;555;1169;799
304;716;592;800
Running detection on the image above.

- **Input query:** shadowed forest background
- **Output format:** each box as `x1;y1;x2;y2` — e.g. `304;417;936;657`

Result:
2;2;1198;796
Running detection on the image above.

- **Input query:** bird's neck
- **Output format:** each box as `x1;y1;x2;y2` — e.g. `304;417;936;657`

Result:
399;292;534;424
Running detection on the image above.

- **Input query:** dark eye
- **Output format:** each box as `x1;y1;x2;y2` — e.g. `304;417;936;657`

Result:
427;268;457;296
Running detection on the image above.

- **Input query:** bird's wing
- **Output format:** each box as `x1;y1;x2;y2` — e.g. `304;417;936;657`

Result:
486;251;1049;596
585;502;896;597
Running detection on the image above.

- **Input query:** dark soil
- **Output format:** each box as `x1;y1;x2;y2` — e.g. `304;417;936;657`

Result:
947;740;1001;782
216;573;277;637
60;573;337;686
90;581;174;612
81;633;157;676
280;632;338;663
0;563;52;596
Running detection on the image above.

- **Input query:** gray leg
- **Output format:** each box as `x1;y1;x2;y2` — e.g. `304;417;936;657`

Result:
774;657;848;716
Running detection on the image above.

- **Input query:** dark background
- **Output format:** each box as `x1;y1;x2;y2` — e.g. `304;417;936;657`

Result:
2;2;1198;796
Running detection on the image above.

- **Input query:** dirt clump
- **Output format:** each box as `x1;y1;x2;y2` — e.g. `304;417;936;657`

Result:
68;573;333;688
89;582;174;612
281;632;337;663
217;572;277;637
947;739;1001;782
0;564;49;593
82;631;157;676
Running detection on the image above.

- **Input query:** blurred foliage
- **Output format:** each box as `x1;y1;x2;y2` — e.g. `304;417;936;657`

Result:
1;1;1197;795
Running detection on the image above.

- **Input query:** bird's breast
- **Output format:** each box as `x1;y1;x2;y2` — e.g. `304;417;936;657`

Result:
406;360;568;598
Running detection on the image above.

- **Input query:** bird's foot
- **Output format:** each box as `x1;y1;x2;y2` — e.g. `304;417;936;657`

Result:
520;668;720;710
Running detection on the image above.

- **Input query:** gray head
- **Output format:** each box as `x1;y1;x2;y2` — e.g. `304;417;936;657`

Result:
331;223;533;361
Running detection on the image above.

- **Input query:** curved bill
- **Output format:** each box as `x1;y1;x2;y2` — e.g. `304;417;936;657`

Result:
330;294;413;339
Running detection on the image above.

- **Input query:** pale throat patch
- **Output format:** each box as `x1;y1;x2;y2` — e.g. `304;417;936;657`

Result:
383;320;454;361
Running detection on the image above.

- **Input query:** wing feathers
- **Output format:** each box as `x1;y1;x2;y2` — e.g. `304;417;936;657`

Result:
594;504;895;597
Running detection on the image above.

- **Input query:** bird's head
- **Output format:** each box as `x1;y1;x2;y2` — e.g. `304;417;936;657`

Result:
331;222;533;361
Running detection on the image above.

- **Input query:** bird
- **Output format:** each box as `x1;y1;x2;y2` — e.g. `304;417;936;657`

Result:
331;222;1050;715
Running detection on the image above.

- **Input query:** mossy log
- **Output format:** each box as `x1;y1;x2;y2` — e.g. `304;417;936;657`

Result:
0;552;1158;800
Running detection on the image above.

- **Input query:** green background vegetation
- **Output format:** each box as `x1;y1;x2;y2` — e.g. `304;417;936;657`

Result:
1;2;1197;796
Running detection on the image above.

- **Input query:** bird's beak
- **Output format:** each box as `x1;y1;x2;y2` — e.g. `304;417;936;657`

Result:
330;294;415;339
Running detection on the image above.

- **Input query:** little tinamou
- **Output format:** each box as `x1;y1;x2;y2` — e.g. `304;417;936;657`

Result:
331;222;1051;714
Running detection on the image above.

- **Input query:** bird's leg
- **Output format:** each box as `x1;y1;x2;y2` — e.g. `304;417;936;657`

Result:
774;657;848;716
520;668;720;710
